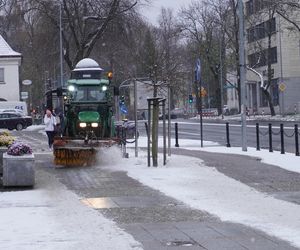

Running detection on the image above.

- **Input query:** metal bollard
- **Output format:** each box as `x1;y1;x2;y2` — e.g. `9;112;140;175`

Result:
144;122;149;139
295;124;299;156
175;122;179;147
226;122;231;147
269;123;273;152
256;123;260;151
280;124;285;154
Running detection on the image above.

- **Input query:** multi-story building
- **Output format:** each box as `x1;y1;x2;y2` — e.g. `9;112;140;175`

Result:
244;0;300;115
227;1;300;115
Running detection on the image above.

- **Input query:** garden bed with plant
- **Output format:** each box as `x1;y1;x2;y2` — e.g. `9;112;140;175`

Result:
0;132;35;187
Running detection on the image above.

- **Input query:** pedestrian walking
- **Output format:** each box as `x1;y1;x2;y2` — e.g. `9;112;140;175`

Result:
44;108;57;150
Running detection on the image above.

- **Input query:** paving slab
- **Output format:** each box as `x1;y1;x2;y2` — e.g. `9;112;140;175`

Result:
34;153;298;250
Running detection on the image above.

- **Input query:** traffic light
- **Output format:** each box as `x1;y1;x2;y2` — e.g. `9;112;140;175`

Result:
107;71;113;83
188;94;193;103
119;95;125;105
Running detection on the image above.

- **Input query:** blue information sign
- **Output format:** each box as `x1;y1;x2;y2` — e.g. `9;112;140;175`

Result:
195;58;201;82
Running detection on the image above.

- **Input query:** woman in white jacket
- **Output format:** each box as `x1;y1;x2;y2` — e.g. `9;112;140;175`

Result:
44;109;57;149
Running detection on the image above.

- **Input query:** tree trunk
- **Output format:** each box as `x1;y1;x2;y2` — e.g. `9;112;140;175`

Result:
152;99;159;167
262;89;275;115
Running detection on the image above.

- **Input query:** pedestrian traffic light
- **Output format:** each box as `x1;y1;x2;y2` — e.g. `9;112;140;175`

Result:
188;94;193;103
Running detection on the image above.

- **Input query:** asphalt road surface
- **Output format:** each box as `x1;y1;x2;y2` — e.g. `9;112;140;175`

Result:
138;118;300;154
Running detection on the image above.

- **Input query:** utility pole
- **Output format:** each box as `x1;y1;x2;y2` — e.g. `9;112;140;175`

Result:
59;0;64;87
219;33;224;118
167;83;171;156
134;79;138;157
238;0;247;151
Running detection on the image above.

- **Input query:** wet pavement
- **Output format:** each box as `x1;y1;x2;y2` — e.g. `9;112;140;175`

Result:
35;152;298;250
3;130;299;249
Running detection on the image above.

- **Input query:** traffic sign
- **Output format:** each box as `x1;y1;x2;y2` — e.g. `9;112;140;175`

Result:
278;83;286;92
199;87;207;97
21;91;28;100
22;79;32;86
195;58;201;82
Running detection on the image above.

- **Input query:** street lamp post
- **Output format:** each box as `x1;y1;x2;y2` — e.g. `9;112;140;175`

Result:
59;0;64;87
238;0;247;151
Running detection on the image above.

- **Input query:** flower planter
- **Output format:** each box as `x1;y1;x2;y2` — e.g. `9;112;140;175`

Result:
2;153;35;187
0;146;7;175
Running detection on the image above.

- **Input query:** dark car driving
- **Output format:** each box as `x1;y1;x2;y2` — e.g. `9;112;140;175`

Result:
0;112;33;131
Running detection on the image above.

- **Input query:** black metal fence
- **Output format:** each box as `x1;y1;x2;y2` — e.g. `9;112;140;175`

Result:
226;123;300;156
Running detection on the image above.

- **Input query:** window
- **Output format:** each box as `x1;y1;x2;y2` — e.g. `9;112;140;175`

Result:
73;86;106;102
260;84;268;107
256;22;265;40
8;113;21;118
260;79;279;107
269;47;277;64
246;0;270;16
248;47;277;68
266;18;276;34
0;68;4;83
248;18;276;43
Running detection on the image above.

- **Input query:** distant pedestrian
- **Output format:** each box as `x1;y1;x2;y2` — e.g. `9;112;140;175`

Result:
53;108;62;136
44;108;57;150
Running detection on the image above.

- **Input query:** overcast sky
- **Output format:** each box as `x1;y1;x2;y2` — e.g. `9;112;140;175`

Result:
141;0;193;25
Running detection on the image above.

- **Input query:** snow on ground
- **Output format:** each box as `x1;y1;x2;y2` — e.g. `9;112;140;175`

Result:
23;124;45;131
129;136;300;173
1;123;300;248
118;137;300;247
0;171;142;250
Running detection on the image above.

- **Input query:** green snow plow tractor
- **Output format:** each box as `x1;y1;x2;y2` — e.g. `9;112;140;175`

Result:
53;58;118;166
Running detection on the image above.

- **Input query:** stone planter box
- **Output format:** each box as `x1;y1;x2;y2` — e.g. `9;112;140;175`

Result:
0;147;8;175
2;153;35;187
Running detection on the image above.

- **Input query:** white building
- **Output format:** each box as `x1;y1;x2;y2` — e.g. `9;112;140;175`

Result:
119;79;168;120
244;0;300;115
226;2;300;115
0;35;22;101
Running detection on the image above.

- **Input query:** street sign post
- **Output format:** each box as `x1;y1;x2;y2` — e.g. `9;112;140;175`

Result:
195;58;203;147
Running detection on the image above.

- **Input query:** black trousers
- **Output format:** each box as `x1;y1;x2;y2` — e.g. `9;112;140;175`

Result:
46;131;55;148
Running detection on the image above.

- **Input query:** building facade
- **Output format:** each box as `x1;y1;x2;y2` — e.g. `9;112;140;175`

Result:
244;0;300;115
0;35;22;101
227;0;300;115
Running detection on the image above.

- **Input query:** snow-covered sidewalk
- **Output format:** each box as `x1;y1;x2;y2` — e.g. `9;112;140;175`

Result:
0;169;142;250
1;134;299;249
121;137;300;247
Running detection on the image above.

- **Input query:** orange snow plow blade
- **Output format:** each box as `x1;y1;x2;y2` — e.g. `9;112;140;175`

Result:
53;137;118;167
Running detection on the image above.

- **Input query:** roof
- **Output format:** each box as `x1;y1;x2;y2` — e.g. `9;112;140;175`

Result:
74;58;102;71
0;35;21;57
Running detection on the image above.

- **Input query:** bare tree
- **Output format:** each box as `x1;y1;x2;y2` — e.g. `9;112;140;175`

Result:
33;0;140;70
179;1;229;113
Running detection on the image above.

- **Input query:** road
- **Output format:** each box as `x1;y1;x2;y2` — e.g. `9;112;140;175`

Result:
137;118;300;154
